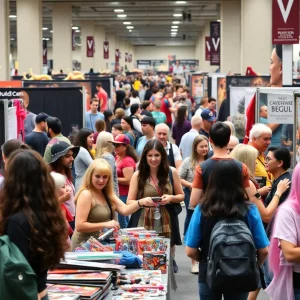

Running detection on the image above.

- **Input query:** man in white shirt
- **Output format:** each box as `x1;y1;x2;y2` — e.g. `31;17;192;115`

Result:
194;97;208;117
179;116;202;159
173;60;184;75
155;123;182;169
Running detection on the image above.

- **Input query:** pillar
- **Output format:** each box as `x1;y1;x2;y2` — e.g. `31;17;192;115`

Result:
94;26;106;71
220;0;241;74
80;21;95;73
0;0;10;80
241;0;272;74
52;3;72;73
17;0;42;74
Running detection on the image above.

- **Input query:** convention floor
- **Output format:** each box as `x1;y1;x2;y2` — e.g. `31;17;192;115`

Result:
170;208;269;300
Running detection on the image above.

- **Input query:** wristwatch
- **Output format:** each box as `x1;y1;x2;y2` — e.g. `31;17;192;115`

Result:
254;192;261;199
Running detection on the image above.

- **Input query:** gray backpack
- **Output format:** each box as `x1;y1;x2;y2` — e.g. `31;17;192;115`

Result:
206;217;260;292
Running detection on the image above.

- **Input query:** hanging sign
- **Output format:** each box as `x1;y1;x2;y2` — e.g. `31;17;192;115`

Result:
125;53;128;62
272;0;299;44
115;49;119;63
103;41;109;59
72;29;76;51
267;94;294;123
86;36;94;57
210;22;220;66
42;40;47;65
205;37;211;61
129;54;132;63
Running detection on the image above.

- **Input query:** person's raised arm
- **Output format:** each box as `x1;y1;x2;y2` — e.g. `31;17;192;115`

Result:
118;167;134;185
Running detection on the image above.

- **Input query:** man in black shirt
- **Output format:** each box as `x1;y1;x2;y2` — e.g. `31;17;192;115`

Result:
25;113;49;156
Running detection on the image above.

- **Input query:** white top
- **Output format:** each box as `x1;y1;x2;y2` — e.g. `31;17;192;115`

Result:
114;80;120;91
132;117;142;134
179;129;200;160
165;141;182;162
173;65;184;74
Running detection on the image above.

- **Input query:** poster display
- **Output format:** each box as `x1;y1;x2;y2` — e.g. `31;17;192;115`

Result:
7;106;17;140
136;60;168;71
272;0;299;44
295;93;300;163
210;22;220;66
86;36;94;57
0;87;85;138
169;59;198;72
267;94;294;123
205;37;211;61
191;74;204;104
0;81;22;88
43;40;47;65
103;41;109;59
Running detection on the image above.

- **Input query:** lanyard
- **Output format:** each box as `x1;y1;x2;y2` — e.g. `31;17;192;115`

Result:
150;175;162;196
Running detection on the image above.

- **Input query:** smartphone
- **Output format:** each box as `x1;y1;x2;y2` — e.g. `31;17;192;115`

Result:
151;197;162;203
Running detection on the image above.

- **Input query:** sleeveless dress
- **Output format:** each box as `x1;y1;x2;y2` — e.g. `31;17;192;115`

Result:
71;193;112;250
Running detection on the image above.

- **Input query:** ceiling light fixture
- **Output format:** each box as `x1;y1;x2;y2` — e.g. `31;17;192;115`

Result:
114;9;124;12
50;30;53;33
171;29;178;32
75;30;80;33
126;26;134;29
173;21;180;24
42;27;48;30
9;15;17;19
172;26;179;28
217;19;221;22
173;14;182;17
129;30;132;32
72;26;79;30
123;22;131;25
175;1;187;3
10;38;15;40
117;14;127;18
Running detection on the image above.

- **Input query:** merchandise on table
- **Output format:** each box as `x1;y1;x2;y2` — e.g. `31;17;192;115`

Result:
47;293;80;300
65;251;121;261
143;251;167;274
58;259;126;271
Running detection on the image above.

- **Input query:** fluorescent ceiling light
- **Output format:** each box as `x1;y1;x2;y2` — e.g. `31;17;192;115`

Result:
217;19;221;22
171;29;178;32
123;22;131;24
77;43;81;46
117;14;127;18
42;27;48;30
10;38;15;41
9;15;17;19
172;26;178;28
173;21;180;24
129;30;132;32
127;26;134;29
176;1;187;3
114;9;124;12
72;26;79;30
173;14;182;17
50;30;53;33
75;30;80;33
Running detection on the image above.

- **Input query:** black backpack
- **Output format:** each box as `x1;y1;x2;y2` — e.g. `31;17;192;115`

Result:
206;214;260;292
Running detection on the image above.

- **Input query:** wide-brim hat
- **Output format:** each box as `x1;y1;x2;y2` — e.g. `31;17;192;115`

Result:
48;141;80;164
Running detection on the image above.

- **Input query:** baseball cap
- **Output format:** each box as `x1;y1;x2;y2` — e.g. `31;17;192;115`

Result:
201;109;216;122
35;113;49;123
109;134;130;145
141;116;156;127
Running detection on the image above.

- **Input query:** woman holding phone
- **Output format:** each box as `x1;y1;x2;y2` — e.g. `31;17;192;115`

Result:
127;139;184;272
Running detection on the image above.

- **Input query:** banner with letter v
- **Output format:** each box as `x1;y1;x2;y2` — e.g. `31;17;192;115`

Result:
210;22;220;66
86;36;94;57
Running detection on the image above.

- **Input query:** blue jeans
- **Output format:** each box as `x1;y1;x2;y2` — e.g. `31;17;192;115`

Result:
295;288;300;300
263;259;273;286
41;294;49;300
183;187;194;236
118;195;129;228
198;282;248;300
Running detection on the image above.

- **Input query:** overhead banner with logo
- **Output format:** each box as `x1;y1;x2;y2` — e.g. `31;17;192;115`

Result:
210;22;220;66
129;54;132;63
72;29;76;51
103;41;109;59
42;40;47;65
125;53;128;62
205;36;211;61
86;36;94;57
272;0;299;44
115;49;119;63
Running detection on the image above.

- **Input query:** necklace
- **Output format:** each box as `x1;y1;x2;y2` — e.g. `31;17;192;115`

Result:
149;175;162;220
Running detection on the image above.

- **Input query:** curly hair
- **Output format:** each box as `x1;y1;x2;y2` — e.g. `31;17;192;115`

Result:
137;139;170;199
0;149;68;269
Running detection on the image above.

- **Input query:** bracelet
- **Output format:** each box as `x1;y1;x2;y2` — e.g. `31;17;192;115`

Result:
137;200;143;208
274;193;281;200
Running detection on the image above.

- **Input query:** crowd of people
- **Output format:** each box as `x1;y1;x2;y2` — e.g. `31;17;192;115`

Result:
0;45;299;300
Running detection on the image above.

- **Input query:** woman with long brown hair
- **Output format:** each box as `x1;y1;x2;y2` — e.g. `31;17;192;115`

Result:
71;159;153;250
172;105;191;146
0;149;68;300
127;139;184;272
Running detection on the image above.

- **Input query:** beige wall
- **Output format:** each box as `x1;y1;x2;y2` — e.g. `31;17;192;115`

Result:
134;46;195;60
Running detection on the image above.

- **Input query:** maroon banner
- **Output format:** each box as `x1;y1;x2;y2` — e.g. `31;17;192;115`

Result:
86;36;94;58
210;22;220;66
103;41;109;59
72;29;76;51
42;40;47;65
205;36;211;61
125;53;128;62
129;54;132;63
115;49;119;63
272;0;299;44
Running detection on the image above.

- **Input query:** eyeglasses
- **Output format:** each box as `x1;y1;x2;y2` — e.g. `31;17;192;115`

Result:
114;143;126;148
265;157;273;163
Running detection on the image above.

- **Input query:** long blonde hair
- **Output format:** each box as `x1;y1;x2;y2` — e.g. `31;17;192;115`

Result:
230;144;258;177
75;159;116;211
95;131;114;158
190;135;209;170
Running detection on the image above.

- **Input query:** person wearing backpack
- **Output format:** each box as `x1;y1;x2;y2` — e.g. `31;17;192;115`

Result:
130;103;143;134
185;160;269;300
0;149;68;300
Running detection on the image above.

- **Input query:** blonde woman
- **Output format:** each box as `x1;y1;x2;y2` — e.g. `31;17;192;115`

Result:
95;131;119;196
71;159;154;250
179;135;209;274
